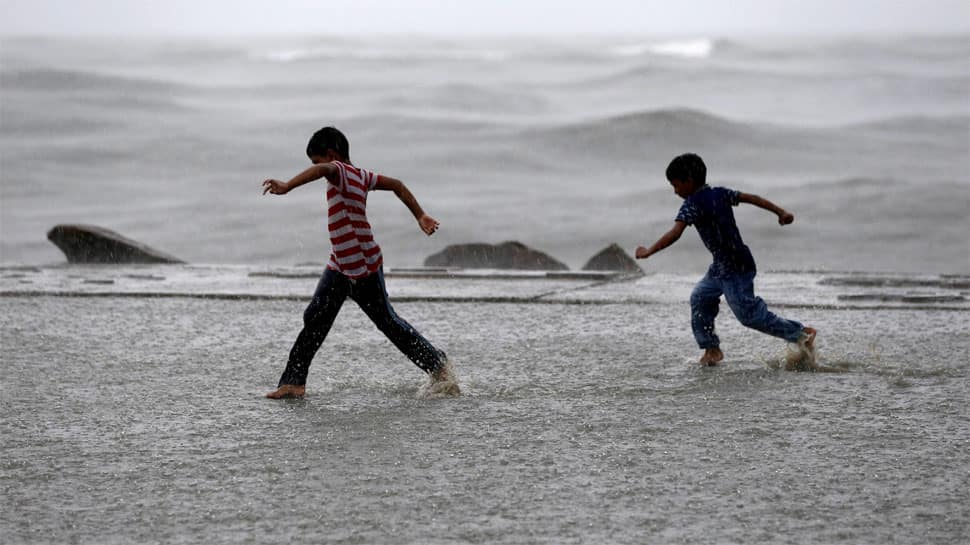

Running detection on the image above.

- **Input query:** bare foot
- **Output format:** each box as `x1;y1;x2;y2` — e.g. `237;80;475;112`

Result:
265;384;305;399
419;360;461;397
699;347;724;366
785;327;820;371
801;327;817;350
430;360;454;383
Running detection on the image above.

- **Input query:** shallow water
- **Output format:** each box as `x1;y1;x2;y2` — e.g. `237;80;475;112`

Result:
2;272;968;544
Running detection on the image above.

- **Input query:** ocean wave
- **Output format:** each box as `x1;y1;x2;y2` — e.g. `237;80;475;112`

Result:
703;35;970;62
260;38;718;64
532;107;969;144
844;113;970;133
374;82;550;117
256;44;507;63
340;112;510;136
608;38;716;59
825;35;970;63
1;68;181;93
529;107;773;146
575;51;969;91
0;68;190;132
514;107;969;187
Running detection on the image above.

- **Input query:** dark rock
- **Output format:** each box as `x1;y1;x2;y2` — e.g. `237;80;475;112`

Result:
424;241;568;270
581;243;642;273
47;224;185;264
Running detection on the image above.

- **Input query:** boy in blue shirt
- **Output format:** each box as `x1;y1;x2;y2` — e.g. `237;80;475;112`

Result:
635;153;816;366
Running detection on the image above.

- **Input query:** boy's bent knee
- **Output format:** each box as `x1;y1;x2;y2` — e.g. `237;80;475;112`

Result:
732;301;766;329
736;313;760;329
690;292;719;308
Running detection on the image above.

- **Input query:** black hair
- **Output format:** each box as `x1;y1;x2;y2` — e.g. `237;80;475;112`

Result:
666;153;707;185
306;126;350;161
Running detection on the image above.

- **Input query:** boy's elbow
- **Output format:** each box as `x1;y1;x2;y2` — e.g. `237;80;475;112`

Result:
390;181;407;197
668;223;686;241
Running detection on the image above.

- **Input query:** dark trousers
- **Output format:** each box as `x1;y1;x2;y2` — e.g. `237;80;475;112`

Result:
278;267;446;386
690;269;804;349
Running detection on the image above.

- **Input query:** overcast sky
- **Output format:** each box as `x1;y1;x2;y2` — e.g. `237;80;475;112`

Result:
1;0;968;36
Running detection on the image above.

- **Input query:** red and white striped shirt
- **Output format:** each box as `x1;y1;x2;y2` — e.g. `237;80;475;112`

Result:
325;161;382;278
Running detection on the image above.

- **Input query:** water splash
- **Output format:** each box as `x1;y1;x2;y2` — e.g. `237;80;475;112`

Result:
776;341;849;373
415;360;461;398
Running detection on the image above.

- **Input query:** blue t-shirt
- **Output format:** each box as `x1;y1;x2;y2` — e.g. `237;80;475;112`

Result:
676;185;756;276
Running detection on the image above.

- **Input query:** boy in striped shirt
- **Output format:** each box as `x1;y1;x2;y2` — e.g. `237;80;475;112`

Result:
261;127;458;398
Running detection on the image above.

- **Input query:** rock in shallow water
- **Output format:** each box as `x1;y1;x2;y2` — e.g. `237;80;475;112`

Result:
581;243;643;273
47;224;185;264
424;241;568;270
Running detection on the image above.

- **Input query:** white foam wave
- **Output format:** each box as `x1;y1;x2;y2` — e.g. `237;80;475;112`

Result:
610;38;714;59
258;45;507;63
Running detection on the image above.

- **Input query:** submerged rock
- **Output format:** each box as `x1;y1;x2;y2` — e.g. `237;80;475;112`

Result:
424;241;568;270
581;243;643;273
47;224;185;264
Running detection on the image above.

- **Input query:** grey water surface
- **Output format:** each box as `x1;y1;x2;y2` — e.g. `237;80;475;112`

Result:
2;268;968;544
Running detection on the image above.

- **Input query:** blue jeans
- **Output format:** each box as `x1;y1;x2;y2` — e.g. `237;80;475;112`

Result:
690;269;803;349
278;266;446;386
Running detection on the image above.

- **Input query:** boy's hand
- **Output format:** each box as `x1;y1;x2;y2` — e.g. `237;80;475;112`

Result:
418;214;440;236
778;210;794;225
262;179;289;195
635;245;650;259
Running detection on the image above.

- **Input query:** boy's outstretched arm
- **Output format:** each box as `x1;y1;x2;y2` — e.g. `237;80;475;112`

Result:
635;221;687;260
738;192;794;225
262;163;339;195
374;176;439;236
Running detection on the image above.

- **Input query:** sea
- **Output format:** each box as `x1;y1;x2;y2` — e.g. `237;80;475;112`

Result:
1;34;969;544
1;34;968;271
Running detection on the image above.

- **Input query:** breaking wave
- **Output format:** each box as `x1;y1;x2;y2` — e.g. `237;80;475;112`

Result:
526;107;969;154
608;38;716;59
1;67;181;93
257;44;508;63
